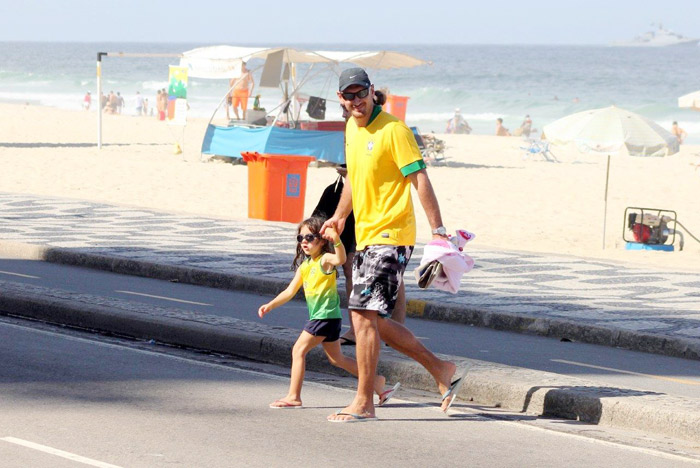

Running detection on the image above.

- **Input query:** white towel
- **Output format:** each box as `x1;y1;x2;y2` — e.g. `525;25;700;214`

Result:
414;229;475;293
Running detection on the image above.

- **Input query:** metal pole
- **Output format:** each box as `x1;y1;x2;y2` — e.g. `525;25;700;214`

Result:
602;154;611;249
97;52;106;149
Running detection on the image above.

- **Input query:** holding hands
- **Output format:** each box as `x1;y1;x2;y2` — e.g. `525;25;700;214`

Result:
321;217;345;238
321;226;339;243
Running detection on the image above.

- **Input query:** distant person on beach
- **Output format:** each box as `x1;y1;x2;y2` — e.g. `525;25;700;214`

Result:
135;91;144;116
322;67;461;422
160;88;168;119
116;92;124;114
496;118;511;136
100;92;107;111
446;108;471;134
105;91;117;114
257;217;398;409
143;98;149;116
229;62;255;120
518;115;533;137
672;121;687;144
156;90;166;121
83;92;91;111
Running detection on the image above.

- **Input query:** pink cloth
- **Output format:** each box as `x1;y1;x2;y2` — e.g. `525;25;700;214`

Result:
413;229;475;293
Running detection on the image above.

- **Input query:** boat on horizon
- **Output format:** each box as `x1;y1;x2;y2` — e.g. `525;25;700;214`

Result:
610;23;699;47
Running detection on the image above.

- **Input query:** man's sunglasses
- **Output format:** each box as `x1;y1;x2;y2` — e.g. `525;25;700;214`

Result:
341;88;370;101
297;234;319;243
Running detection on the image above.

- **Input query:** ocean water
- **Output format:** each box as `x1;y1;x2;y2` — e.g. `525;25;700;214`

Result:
2;41;700;143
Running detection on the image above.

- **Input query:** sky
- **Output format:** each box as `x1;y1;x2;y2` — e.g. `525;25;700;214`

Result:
0;0;699;45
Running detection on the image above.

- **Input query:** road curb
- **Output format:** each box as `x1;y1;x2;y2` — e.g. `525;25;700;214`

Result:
2;240;699;361
0;286;698;443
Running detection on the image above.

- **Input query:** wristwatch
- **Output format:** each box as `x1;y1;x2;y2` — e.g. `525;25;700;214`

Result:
431;226;448;236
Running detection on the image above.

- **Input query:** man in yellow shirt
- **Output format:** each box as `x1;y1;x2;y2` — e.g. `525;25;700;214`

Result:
323;68;461;423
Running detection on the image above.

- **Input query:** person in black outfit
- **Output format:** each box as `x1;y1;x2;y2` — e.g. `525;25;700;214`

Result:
312;102;357;344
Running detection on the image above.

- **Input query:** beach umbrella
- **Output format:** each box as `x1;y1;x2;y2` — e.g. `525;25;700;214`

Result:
542;105;679;249
678;90;700;111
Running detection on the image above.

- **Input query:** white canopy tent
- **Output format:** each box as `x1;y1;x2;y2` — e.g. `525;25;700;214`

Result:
179;46;335;79
678;90;700;111
180;46;429;79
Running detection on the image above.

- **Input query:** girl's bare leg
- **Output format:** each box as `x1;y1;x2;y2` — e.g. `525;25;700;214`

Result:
270;331;325;408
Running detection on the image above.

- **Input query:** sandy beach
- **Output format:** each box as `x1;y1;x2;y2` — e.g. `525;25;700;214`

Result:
1;102;698;272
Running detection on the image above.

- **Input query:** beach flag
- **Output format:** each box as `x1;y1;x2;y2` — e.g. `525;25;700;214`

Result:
167;65;188;126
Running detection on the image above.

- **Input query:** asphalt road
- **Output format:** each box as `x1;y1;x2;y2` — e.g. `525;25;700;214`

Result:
1;317;698;467
1;258;699;400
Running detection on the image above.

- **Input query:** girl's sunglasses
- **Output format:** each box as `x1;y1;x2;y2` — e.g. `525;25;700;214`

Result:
341;88;370;101
297;233;319;243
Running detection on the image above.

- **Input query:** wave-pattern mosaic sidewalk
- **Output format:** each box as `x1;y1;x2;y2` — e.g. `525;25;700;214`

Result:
1;192;699;356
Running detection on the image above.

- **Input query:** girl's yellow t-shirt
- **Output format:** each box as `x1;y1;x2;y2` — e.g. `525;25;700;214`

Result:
300;256;341;320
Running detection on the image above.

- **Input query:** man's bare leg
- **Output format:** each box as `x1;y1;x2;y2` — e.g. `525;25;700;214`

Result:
347;281;403;341
391;282;406;324
377;317;457;410
327;309;380;421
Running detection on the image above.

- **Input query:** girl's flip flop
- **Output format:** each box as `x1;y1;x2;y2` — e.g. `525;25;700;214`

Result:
378;382;401;406
269;400;303;409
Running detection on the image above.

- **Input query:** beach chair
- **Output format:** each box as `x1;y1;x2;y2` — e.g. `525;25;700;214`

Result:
411;127;447;165
521;139;558;162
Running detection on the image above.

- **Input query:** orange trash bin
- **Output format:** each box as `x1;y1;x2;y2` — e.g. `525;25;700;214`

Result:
383;94;410;122
241;152;316;223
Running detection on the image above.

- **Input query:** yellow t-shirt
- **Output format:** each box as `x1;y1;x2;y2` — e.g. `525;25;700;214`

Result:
345;108;425;250
300;256;341;320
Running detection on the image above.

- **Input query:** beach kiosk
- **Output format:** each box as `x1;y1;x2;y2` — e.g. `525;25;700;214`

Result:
178;46;429;164
179;46;429;222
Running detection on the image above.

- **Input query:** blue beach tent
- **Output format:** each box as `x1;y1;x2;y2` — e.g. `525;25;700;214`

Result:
201;124;345;164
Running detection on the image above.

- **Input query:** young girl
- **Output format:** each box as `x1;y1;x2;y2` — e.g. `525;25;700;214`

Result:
258;216;399;409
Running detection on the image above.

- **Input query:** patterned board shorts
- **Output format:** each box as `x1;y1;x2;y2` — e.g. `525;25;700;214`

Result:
349;245;414;318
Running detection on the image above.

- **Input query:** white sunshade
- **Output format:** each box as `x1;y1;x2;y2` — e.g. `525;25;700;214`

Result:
179;46;268;79
543;105;679;157
180;46;333;79
314;50;429;69
180;46;428;78
679;90;700;110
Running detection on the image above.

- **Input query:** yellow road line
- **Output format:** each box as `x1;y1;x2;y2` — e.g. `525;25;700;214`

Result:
551;359;700;386
406;300;426;318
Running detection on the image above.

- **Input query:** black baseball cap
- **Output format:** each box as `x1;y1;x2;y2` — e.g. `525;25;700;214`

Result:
339;68;371;92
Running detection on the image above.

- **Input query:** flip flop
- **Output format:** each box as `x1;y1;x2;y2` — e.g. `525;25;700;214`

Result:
339;337;356;346
377;382;401;406
441;367;469;413
269;400;303;409
327;411;378;423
